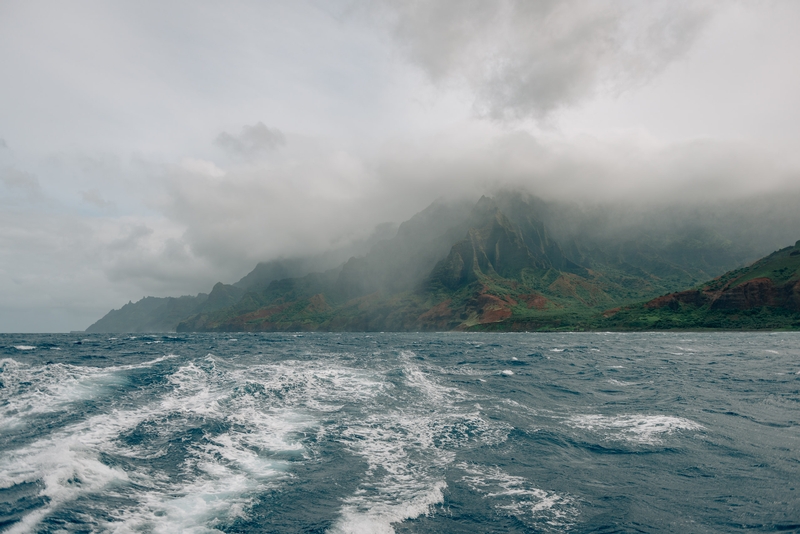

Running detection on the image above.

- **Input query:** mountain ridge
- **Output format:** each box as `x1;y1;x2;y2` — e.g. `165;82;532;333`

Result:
86;193;800;332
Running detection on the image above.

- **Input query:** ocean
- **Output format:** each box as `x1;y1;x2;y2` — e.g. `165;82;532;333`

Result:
1;332;798;533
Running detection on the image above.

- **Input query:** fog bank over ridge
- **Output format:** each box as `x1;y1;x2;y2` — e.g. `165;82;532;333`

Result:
1;1;799;331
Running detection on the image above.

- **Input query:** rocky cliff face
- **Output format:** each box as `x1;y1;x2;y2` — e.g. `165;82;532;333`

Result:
645;240;800;312
708;278;797;311
430;198;573;289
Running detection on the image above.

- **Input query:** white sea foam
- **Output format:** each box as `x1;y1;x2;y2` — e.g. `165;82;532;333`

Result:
2;440;130;534
607;379;634;386
566;414;703;445
458;463;576;530
327;351;508;533
4;348;515;532
0;361;126;430
0;356;178;425
109;354;178;371
2;358;324;532
501;370;514;376
13;345;36;351
436;366;490;377
330;481;446;534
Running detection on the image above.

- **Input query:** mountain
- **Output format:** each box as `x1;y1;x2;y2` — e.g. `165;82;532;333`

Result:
86;221;402;333
87;192;798;333
85;282;245;333
601;240;800;330
86;294;209;333
172;195;769;332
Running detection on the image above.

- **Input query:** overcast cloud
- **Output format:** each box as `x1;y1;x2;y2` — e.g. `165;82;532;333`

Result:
382;0;714;119
1;0;799;331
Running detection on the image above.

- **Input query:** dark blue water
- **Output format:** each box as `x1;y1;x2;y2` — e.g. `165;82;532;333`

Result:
1;332;799;533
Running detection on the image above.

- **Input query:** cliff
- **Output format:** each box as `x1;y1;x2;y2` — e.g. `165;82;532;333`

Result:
87;193;799;333
602;240;800;330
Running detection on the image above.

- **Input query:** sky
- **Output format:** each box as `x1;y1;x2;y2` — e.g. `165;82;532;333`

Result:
1;0;799;332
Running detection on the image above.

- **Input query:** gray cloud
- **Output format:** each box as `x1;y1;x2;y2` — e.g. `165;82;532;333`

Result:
142;127;800;288
0;167;42;199
215;122;286;157
380;0;714;120
81;189;116;211
1;1;799;332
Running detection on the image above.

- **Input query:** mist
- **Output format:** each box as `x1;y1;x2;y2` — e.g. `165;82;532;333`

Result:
1;1;799;331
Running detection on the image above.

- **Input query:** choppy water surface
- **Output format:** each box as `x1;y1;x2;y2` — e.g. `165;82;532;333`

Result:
1;332;799;533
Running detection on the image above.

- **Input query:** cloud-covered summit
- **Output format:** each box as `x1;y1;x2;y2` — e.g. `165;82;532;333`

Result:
1;1;799;331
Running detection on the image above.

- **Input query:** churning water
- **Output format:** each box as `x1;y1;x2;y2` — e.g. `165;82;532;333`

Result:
1;332;798;533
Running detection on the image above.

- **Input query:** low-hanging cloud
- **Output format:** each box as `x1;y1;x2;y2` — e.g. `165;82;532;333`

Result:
2;1;799;333
379;0;715;120
149;126;800;283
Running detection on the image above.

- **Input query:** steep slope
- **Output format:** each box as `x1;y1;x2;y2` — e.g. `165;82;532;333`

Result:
86;294;209;333
85;282;247;333
176;195;763;332
90;191;791;333
602;240;800;330
177;199;477;331
430;197;584;289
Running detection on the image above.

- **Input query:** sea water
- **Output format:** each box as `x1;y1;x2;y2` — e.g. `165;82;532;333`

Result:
0;332;798;533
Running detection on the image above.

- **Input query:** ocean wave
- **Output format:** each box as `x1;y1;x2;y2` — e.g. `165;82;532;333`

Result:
565;414;704;445
458;463;577;531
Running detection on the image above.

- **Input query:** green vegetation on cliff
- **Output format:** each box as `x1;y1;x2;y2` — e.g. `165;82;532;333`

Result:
599;240;800;330
88;193;800;333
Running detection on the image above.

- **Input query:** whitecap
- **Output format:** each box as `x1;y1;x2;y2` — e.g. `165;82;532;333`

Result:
458;463;576;530
327;353;508;533
607;379;633;386
2;358;319;533
501;370;514;376
330;481;446;534
13;345;35;351
566;414;703;445
0;362;128;429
